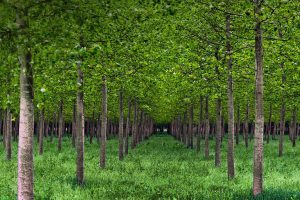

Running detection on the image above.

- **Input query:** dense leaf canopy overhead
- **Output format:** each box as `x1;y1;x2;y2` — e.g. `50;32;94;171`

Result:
0;0;299;124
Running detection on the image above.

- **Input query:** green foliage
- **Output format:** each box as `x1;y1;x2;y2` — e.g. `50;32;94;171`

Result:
1;0;300;123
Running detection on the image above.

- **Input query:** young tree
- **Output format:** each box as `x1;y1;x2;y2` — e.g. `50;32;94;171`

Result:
76;58;84;185
100;76;107;168
226;14;235;180
253;0;264;196
16;6;35;199
118;89;124;160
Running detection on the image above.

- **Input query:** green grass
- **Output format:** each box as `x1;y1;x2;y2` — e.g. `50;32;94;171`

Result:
1;134;300;199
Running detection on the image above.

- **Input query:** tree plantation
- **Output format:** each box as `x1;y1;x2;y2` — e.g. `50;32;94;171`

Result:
0;0;300;199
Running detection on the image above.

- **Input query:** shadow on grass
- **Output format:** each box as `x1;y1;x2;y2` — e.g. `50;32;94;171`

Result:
234;189;300;200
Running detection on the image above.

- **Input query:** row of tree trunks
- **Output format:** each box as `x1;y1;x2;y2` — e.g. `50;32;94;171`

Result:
171;105;299;159
124;98;154;153
171;115;299;145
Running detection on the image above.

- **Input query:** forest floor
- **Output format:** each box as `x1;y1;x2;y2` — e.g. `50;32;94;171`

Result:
1;134;300;200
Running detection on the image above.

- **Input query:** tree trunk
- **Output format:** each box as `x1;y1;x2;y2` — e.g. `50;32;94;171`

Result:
125;100;131;155
274;123;277;136
72;103;76;147
222;116;225;141
131;98;137;149
17;7;35;199
118;89;124;160
44;120;49;139
297;124;300;141
36;112;40;143
215;98;222;167
292;109;297;147
253;0;264;196
204;96;210;159
245;101;249;148
138;110;143;144
183;111;188;147
188;104;193;149
236;103;240;145
96;113;101;144
58;100;63;152
6;109;12;160
226;14;235;180
100;76;107;168
267;103;272;144
279;73;285;156
38;109;44;155
90;111;95;144
3;110;7;148
196;96;203;152
76;62;85;185
50;112;55;143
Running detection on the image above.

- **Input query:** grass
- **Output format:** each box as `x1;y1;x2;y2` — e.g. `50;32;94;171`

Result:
1;134;300;199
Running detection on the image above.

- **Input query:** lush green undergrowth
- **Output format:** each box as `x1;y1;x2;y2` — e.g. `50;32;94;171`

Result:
1;134;300;200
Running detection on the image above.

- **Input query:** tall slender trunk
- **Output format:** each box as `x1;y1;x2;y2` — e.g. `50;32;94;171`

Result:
38;109;44;155
44;120;49;138
76;61;84;185
96;113;101;144
141;112;145;141
55;113;59;137
36;112;40;143
245;101;249;148
131;98;137;149
86;120;90;140
90;110;95;144
278;29;286;153
215;99;222;167
188;105;193;149
17;7;34;199
204;96;210;159
3;110;7;148
58;100;63;152
274;123;277;136
50;112;55;143
236;103;240;145
183;111;188;146
6;109;12;160
100;76;107;168
138;110;143;144
267;103;272;144
292;109;297;147
221;116;225;141
180;116;184;143
125;99;131;155
196;96;203;152
297;124;300;137
253;0;264;196
72;103;76;147
226;14;235;179
118;89;124;160
15;118;19;141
